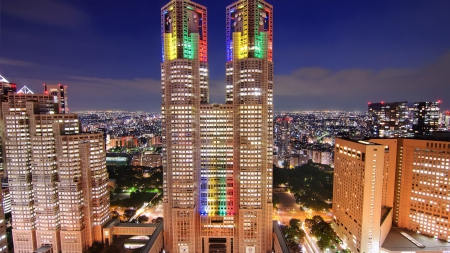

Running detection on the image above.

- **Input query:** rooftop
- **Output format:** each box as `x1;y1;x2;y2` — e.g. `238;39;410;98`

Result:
382;227;450;252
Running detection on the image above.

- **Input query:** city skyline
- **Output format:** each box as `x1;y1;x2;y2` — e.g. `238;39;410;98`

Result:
1;0;449;111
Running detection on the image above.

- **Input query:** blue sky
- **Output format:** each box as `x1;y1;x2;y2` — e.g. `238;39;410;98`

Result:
0;0;449;111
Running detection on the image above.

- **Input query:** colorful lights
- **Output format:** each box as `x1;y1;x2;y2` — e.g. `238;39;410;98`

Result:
227;0;272;62
162;2;207;62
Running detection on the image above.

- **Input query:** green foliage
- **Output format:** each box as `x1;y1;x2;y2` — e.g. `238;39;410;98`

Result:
138;215;149;223
273;194;280;208
274;163;333;211
87;242;104;253
108;165;162;193
280;219;306;252
304;215;337;251
110;191;156;208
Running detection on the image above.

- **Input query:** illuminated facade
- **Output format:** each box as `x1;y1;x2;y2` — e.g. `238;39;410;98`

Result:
275;117;291;163
162;0;273;252
44;84;69;114
333;137;450;253
394;138;449;242
1;93;110;253
368;101;410;138
333;139;387;253
412;101;440;136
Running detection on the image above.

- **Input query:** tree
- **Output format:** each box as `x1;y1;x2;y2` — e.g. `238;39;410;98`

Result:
138;215;149;223
87;242;104;253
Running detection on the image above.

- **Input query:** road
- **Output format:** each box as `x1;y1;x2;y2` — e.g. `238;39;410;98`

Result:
274;192;332;225
274;192;334;253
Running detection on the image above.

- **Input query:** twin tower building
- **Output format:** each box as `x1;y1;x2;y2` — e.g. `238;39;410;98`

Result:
161;0;274;252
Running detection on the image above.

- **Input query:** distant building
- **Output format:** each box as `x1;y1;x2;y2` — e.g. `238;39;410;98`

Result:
412;101;440;136
141;152;162;168
275;116;292;161
0;75;16;102
1;188;10;214
368;101;410;138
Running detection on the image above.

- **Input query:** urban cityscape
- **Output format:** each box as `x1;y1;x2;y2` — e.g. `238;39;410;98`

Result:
0;0;449;253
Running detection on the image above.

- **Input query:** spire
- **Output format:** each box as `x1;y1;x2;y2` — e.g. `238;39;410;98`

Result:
0;75;10;83
17;86;34;94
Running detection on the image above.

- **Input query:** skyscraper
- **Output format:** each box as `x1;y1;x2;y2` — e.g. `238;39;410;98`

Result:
2;92;110;253
161;0;273;252
275;117;292;165
368;101;410;138
44;84;69;114
412;101;440;136
333;137;450;252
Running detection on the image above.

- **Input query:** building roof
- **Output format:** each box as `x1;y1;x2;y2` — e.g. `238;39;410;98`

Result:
382;227;450;252
33;245;52;253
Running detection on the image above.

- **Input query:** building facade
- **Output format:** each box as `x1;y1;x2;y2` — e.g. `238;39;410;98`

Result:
333;137;450;253
333;139;386;253
368;102;410;138
275;117;291;164
412;101;440;136
161;0;273;252
1;93;110;253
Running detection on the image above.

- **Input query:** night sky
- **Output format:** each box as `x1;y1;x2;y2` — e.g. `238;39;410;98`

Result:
1;0;449;112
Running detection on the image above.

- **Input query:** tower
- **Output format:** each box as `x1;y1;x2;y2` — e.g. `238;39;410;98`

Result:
44;84;69;113
162;0;273;252
161;1;208;252
226;1;273;251
368;101;410;138
2;92;110;253
412;101;440;136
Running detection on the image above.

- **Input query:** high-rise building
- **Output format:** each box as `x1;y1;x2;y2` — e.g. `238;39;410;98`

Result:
0;75;17;102
161;0;273;252
393;138;449;241
1;92;110;253
275;117;292;163
368;101;410;138
333;137;450;253
44;84;69;114
333;139;387;253
412;101;440;136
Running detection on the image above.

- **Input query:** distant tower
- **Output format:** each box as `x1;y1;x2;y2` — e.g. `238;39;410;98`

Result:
368;101;410;137
0;75;17;102
275;116;291;165
44;84;69;113
412;101;440;136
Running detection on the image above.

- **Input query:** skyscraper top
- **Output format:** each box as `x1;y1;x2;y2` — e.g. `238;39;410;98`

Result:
161;0;207;62
0;75;10;83
226;0;273;62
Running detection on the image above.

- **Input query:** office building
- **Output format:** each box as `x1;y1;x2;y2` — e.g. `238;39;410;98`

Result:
333;139;387;253
44;84;69;114
412;101;440;136
161;0;273;252
0;75;17;102
333;137;450;253
275;117;292;162
368;101;410;138
393;138;449;242
1;92;110;253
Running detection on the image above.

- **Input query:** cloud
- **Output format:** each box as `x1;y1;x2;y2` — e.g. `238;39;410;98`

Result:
3;0;88;28
274;50;450;110
0;58;34;67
